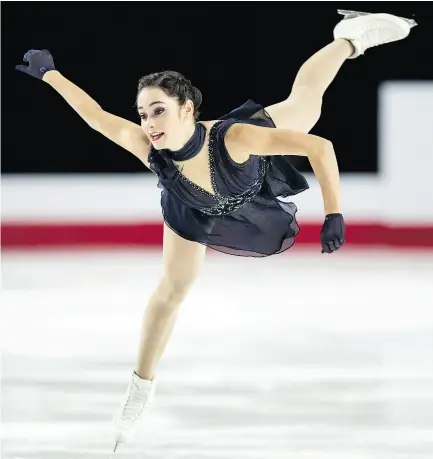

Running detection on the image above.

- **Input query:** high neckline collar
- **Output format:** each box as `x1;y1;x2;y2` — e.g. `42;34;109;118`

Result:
162;122;206;161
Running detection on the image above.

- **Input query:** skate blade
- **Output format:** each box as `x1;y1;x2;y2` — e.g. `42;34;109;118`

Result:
337;9;418;28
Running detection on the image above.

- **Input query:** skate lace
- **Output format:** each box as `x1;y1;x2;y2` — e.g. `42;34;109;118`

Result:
361;20;397;47
120;385;149;424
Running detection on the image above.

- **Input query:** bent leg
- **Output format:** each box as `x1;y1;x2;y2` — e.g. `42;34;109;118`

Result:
135;224;206;380
265;39;353;133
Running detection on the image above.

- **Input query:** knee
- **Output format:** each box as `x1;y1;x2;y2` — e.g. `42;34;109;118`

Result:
309;100;322;129
152;276;195;308
298;89;323;120
284;88;323;133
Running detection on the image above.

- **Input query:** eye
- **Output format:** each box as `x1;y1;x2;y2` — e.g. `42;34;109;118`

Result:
138;107;164;120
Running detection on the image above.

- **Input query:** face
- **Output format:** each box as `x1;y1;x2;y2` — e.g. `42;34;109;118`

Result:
137;87;195;151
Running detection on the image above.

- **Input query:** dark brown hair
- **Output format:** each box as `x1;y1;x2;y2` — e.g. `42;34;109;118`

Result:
137;70;202;120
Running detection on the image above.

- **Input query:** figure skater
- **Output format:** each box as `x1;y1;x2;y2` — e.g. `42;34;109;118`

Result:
15;10;415;451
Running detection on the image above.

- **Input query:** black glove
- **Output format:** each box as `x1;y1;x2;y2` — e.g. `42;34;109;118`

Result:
320;213;345;254
15;49;56;80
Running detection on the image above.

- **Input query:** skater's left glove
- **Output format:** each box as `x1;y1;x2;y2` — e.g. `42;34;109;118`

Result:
320;213;345;254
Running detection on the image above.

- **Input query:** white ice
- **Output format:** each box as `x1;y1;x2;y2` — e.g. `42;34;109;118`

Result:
1;248;433;458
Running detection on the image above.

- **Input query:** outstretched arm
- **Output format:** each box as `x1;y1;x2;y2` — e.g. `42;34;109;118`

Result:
225;123;340;215
16;49;151;168
43;71;151;167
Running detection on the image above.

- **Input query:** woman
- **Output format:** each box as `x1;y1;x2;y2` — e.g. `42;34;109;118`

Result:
15;10;414;451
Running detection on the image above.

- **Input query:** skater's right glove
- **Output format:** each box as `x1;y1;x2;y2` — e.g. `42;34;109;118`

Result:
320;213;345;254
15;49;56;80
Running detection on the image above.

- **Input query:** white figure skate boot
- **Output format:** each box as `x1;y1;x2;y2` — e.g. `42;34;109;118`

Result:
112;372;157;451
334;10;417;59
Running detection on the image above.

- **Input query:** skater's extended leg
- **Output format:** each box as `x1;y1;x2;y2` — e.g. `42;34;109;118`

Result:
265;39;353;133
266;12;412;133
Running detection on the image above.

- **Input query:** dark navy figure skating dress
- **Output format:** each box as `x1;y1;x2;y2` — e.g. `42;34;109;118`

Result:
148;99;309;257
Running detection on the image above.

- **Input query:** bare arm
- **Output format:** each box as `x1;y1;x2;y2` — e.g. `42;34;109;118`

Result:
43;71;151;168
225;123;341;215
